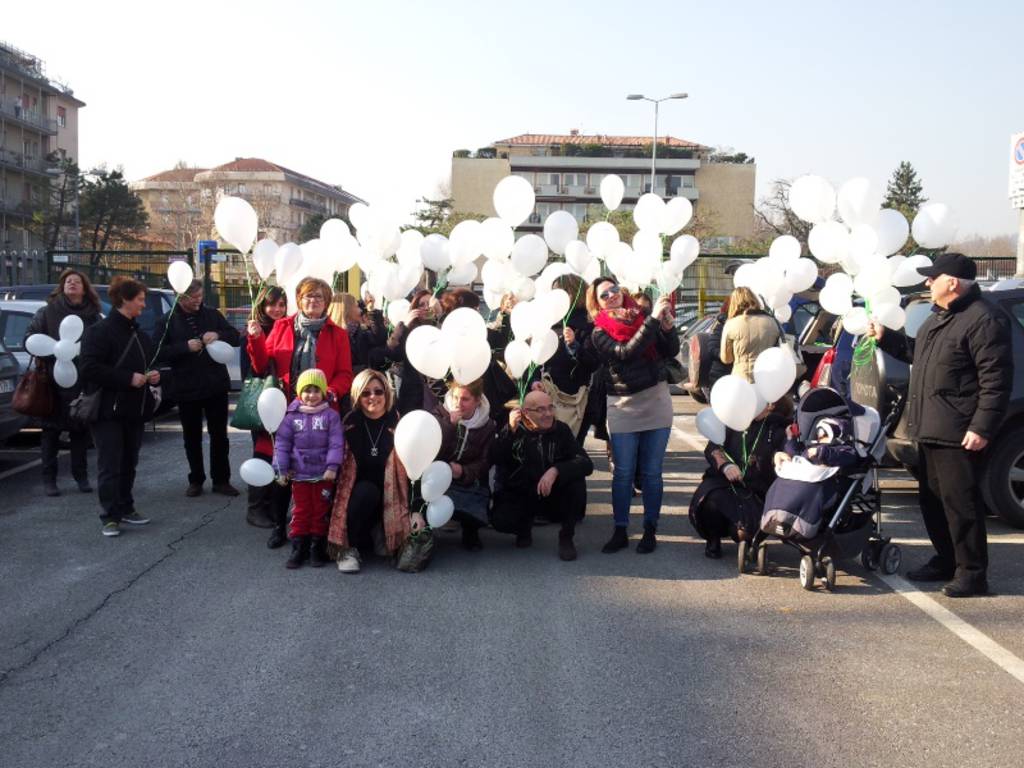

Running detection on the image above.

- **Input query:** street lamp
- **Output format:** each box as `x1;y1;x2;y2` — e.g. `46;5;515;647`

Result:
626;92;688;193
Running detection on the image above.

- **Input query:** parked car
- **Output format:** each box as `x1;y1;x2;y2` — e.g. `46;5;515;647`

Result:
0;299;45;374
0;284;174;339
850;286;1024;528
0;339;28;442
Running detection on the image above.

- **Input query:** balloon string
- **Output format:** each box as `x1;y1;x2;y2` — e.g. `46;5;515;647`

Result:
517;362;537;403
250;279;268;322
432;269;449;297
148;294;180;368
562;280;584;327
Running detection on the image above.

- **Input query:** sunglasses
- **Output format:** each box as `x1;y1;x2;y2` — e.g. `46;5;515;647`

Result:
599;285;621;301
360;388;386;398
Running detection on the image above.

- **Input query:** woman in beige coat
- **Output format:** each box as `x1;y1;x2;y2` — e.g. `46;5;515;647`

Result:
720;287;781;382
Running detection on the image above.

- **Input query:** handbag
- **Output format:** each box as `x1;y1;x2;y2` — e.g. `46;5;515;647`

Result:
230;360;280;431
771;315;807;378
67;333;137;428
539;372;589;436
395;527;435;573
664;357;685;386
13;356;55;418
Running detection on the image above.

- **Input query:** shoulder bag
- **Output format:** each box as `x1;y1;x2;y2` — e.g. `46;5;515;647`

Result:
230;359;280;431
13;356;55;418
67;334;136;428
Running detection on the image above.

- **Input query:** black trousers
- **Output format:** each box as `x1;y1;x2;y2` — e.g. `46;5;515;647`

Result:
178;392;230;484
40;426;89;482
249;451;292;528
347;480;383;550
91;419;144;523
490;476;587;536
917;443;988;578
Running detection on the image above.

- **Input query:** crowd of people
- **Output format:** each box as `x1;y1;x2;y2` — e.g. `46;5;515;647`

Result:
27;256;1009;596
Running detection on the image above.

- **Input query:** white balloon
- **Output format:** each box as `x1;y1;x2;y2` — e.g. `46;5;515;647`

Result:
511;301;538;340
632;229;663;262
875;209;909;256
511;276;536;301
774;304;793;324
205;340;234;365
565;240;593;275
661;197;693;236
421;234;452;272
386;299;410;327
493;176;536;227
52;359;77;388
586;221;620;259
669;235;700;272
837;177;881;227
167;261;194;295
347;202;370;232
449;219;484;268
870;285;901;307
732;263;759;290
853;262;891;298
397;263;423;296
214;196;258;255
426;496;455;529
911;203;958;249
504;339;532;378
25;333;56;357
252;239;278;280
753;346;797;403
633;193;666;232
58;314;84;343
450;335;491;385
420;461;453;503
53;339;77;362
783;259;818;293
319;218;351;245
257;388;288;433
480;217;514;260
447;262;478;286
768;235;802;268
819;286;853;316
600;174;625;211
848;224;879;259
394;410;443;481
695;408;726;445
710;375;758;432
891;255;933;287
874;303;906;330
481;259;512;292
540;289;571;327
511;234;549;277
808;221;850;264
405;325;453;380
239;458;275;487
789;175;836;224
441;307;487;340
543;211;579;256
274;243;303;285
655;263;683;296
842;307;871;335
530;328;559;365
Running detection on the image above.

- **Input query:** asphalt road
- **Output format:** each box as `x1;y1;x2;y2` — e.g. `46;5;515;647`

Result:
1;398;1022;768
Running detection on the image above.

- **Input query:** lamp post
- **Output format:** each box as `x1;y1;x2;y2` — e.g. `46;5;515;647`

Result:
626;92;688;194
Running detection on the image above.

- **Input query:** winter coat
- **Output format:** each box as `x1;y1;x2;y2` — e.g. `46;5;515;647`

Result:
274;400;344;480
705;312;731;390
154;303;240;402
490;419;593;495
589;316;681;396
247;314;353;402
877;284;1012;445
79;310;157;422
348;310;388;373
435;401;495;488
721;311;781;382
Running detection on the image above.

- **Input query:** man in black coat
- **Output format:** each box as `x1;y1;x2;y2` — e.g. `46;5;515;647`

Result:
489;391;594;561
868;253;1012;597
154;280;241;497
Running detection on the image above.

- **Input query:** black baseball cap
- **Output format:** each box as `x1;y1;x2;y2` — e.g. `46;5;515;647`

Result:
917;252;977;280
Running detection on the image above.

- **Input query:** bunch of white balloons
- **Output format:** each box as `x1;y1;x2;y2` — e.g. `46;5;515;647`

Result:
238;386;289;487
394;410;454;527
25;314;86;388
404;306;493;385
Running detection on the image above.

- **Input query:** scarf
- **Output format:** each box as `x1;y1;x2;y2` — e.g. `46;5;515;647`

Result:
443;391;491;461
292;313;327;388
297;400;330;415
594;294;657;361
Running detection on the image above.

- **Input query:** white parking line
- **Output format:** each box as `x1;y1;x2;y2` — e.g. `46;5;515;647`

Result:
879;574;1024;685
0;457;42;481
671;416;706;452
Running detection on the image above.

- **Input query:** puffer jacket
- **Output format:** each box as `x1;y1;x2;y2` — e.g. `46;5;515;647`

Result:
589;316;680;396
878;284;1011;445
721;310;781;382
274;400;345;480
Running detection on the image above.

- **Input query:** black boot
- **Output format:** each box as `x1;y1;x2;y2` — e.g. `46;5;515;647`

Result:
246;485;275;528
267;525;287;549
558;524;577;561
704;537;722;559
308;537;329;567
601;526;629;554
285;536;310;569
636;523;657;554
461;524;483;552
44;480;60;497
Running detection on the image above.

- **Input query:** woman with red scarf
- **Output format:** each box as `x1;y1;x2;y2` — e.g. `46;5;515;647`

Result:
586;277;679;555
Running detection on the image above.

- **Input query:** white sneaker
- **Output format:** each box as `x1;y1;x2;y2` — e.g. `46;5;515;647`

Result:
337;548;361;574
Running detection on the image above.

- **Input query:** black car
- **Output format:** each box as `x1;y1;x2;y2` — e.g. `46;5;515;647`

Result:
0;284;175;339
0;339;27;442
850;287;1024;528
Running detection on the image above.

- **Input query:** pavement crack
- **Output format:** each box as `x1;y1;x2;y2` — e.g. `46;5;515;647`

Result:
0;501;230;688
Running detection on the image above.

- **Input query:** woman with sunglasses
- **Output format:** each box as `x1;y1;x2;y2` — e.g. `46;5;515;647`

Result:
327;370;426;573
586;277;679;555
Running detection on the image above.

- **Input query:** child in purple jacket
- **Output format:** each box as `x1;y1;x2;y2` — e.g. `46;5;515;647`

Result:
274;368;344;569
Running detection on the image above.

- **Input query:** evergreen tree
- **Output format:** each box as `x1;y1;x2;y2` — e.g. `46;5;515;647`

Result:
883;161;926;217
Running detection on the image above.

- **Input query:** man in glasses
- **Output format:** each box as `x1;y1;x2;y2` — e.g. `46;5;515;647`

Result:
154;279;241;497
489;391;593;560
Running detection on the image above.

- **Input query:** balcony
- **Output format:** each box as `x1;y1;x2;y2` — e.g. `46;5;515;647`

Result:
510;155;700;172
0;100;58;134
0;197;31;217
0;147;51;176
290;197;327;215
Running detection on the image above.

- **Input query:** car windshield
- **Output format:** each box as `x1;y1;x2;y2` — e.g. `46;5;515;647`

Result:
904;300;933;339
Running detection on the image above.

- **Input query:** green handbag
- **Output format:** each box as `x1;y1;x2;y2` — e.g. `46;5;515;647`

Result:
231;360;280;431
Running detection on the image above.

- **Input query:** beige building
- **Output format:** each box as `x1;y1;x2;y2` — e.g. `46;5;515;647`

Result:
451;132;755;244
0;40;85;282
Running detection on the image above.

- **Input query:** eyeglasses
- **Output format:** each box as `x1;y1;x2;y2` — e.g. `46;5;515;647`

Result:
525;405;555;414
599;285;621;301
301;295;325;303
360;388;386;398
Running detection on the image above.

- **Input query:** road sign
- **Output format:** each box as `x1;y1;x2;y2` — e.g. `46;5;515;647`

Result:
1010;131;1024;209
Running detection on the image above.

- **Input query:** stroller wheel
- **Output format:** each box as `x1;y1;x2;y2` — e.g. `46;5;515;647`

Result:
799;555;815;590
880;543;902;575
860;544;879;571
755;542;768;575
822;557;837;590
737;540;749;575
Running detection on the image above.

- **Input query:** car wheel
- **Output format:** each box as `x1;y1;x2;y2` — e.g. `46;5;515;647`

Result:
982;430;1024;529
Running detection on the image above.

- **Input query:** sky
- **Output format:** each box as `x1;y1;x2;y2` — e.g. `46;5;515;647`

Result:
5;0;1021;238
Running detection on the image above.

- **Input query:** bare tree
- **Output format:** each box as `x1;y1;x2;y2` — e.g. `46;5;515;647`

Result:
753;179;812;246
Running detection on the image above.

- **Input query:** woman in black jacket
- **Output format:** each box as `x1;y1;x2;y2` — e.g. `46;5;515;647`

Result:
586;277;680;555
25;269;102;496
328;291;387;375
79;277;161;538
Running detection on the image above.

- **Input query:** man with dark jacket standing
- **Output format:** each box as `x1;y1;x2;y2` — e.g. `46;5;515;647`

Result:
155;280;241;497
490;391;594;561
868;253;1011;597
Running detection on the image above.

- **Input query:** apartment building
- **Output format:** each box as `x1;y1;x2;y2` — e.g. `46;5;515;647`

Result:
0;41;85;282
451;131;756;243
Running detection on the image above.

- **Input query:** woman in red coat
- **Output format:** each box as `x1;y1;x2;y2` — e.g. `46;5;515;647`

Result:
247;277;354;548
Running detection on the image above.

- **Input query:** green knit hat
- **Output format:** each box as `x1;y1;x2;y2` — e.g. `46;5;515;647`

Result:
295;368;328;396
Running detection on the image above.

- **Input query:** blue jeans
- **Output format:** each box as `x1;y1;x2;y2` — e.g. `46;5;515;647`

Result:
609;427;671;528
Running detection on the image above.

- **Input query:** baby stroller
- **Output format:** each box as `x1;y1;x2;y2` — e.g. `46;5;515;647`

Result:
741;387;905;591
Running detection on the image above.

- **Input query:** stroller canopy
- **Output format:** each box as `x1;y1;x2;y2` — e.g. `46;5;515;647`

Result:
795;387;865;442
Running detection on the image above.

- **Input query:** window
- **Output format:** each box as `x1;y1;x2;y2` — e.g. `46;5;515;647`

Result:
56;106;66;128
514;171;534;186
1005;301;1024;332
1;311;31;352
624;174;640;189
682;176;695;188
589;173;602;191
536;202;556;221
548;173;560;186
904;300;933;339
